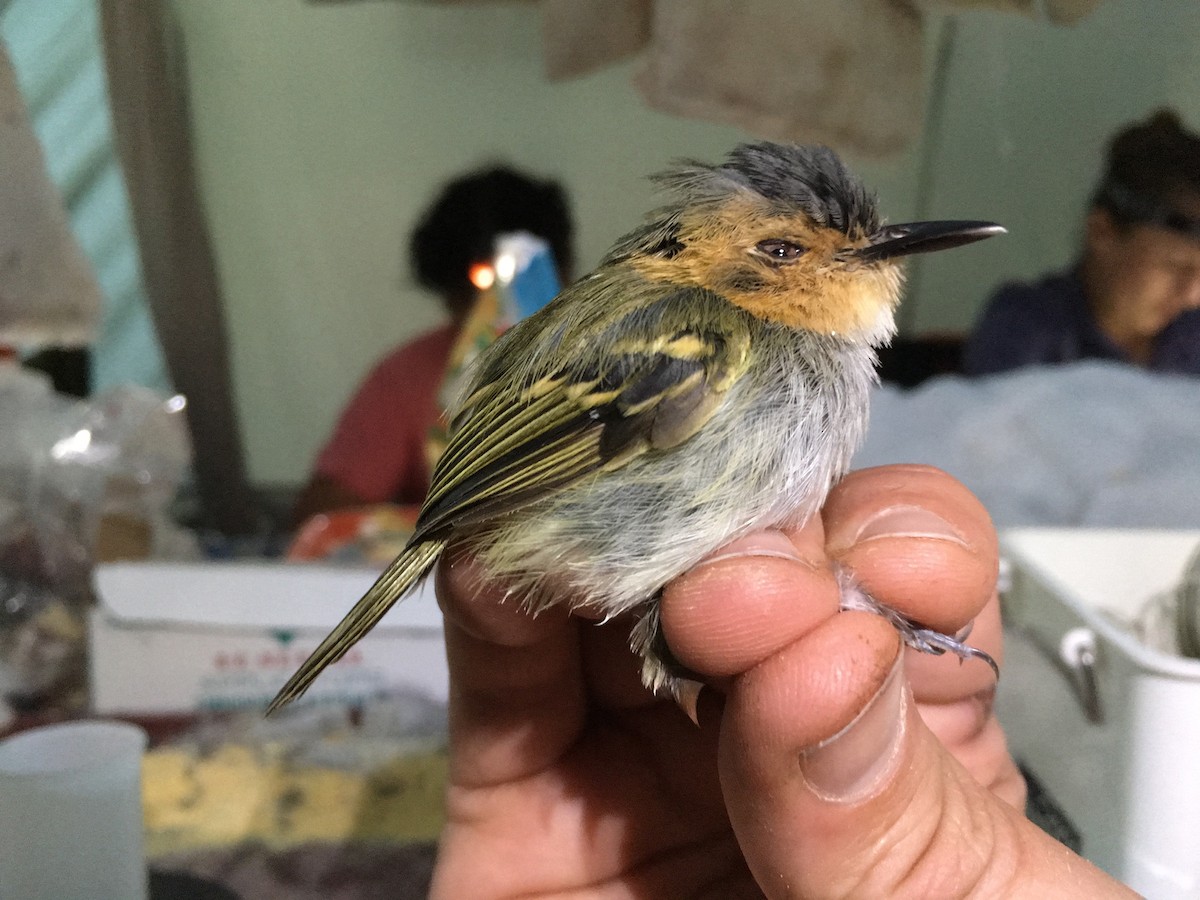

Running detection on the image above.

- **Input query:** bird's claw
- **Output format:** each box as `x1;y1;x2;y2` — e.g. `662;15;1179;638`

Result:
834;565;999;682
899;622;1000;682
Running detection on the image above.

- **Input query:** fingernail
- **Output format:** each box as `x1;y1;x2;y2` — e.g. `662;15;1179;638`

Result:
799;651;907;803
695;530;820;570
853;505;968;547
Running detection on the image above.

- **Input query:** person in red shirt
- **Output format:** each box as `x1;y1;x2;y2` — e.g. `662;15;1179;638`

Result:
291;166;575;527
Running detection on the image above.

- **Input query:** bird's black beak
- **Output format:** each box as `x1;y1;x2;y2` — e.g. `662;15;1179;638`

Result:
855;220;1006;262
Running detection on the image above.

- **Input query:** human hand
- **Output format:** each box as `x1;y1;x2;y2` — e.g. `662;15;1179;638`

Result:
428;464;1134;898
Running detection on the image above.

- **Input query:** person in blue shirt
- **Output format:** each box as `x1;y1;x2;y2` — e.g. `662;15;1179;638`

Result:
964;110;1200;377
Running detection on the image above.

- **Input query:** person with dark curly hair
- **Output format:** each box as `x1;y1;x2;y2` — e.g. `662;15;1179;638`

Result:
964;109;1200;376
292;167;574;525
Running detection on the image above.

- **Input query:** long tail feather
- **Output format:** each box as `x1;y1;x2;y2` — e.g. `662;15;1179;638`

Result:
266;539;447;714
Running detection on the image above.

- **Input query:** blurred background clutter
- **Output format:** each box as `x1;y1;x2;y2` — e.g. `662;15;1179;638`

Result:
1;0;1199;897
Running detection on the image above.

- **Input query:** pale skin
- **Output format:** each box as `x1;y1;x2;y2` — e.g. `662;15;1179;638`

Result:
430;465;1137;899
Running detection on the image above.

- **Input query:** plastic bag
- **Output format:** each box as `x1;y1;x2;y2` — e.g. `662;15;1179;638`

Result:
0;369;196;719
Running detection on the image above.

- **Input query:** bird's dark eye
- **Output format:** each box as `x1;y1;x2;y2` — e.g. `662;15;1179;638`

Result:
755;240;806;262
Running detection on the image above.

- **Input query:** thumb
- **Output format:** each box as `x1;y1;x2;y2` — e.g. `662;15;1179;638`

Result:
717;611;1127;900
719;610;933;898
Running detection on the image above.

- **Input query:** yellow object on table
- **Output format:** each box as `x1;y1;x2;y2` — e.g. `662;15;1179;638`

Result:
142;740;446;858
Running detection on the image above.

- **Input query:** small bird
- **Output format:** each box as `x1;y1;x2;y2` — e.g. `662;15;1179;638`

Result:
269;142;1003;713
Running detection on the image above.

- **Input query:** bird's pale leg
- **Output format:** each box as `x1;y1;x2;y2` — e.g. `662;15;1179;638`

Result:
636;565;999;724
835;564;1000;681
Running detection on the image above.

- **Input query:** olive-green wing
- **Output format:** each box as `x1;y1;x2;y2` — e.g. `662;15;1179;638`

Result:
411;287;752;541
267;286;752;715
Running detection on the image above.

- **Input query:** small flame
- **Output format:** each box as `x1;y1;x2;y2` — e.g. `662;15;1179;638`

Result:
469;264;495;290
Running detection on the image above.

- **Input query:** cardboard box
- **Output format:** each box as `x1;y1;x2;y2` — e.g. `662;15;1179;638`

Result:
89;562;447;716
998;528;1200;899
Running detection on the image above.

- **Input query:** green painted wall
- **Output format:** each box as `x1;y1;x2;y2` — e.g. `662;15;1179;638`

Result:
172;0;1200;486
911;2;1200;335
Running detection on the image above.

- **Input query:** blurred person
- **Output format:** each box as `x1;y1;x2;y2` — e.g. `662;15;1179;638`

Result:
964;109;1200;376
291;166;574;527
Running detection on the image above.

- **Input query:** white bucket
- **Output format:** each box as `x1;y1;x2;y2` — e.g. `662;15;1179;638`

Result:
999;528;1200;899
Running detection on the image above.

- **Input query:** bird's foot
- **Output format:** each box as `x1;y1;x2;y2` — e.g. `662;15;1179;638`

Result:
632;601;707;722
835;565;999;682
896;620;1000;681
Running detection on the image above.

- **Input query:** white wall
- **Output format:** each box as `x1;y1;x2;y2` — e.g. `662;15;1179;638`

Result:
172;0;1199;486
